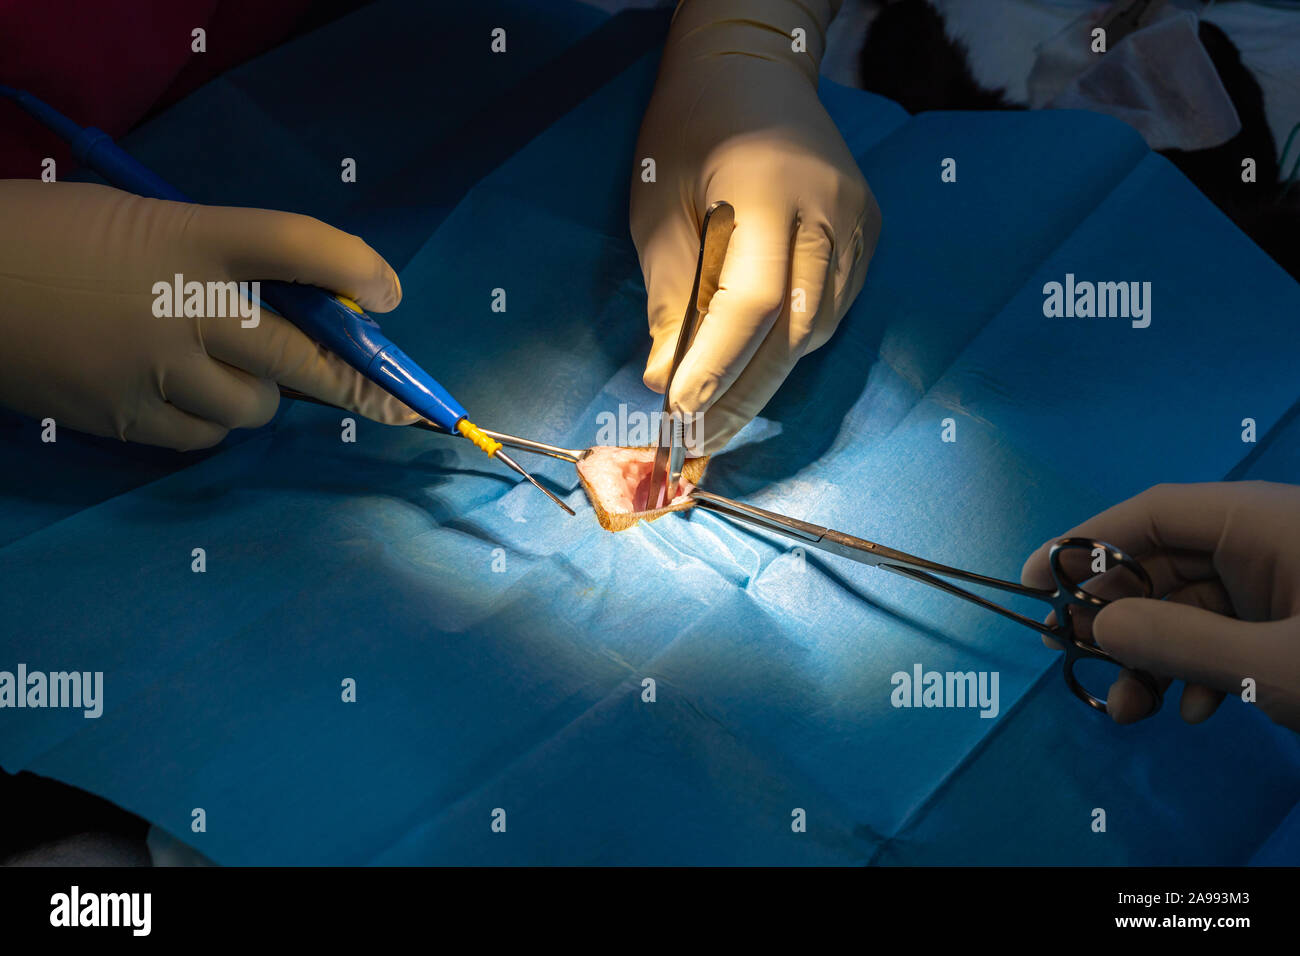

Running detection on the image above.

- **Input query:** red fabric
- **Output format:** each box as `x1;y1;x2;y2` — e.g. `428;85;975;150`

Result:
0;0;314;179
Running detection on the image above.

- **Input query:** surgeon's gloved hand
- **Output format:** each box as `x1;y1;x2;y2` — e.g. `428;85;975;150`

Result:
1021;482;1300;731
631;0;879;454
0;180;416;451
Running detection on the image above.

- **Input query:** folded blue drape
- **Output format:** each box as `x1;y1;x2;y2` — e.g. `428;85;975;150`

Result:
2;0;1297;864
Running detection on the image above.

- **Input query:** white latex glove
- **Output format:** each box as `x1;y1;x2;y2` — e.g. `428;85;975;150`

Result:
0;180;417;451
631;0;880;454
1022;482;1300;731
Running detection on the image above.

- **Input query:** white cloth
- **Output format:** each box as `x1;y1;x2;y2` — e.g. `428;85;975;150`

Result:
1029;3;1242;151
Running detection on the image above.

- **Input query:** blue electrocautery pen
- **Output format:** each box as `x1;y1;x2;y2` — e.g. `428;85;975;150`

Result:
1;85;573;515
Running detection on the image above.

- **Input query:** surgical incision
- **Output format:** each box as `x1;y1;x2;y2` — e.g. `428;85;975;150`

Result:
576;446;709;532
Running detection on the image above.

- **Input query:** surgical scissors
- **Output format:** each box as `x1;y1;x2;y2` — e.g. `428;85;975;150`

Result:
688;489;1162;715
638;200;735;511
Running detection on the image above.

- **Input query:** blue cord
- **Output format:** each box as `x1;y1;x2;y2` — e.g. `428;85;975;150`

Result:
0;84;98;147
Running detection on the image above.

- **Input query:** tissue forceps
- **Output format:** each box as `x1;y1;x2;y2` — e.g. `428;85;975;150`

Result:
637;200;735;512
689;489;1163;716
276;387;576;514
278;387;594;465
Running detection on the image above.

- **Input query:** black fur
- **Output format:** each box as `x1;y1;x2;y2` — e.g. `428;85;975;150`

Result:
857;0;1300;281
858;0;1021;112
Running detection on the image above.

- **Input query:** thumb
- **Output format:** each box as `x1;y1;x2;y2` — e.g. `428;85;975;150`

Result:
1094;598;1272;696
186;204;402;314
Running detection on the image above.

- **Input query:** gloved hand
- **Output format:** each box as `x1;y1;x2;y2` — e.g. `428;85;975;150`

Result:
0;180;417;450
631;0;879;454
1021;481;1300;731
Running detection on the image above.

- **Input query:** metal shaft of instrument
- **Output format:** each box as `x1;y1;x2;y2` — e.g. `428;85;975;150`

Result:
638;201;735;511
278;387;575;514
493;449;576;515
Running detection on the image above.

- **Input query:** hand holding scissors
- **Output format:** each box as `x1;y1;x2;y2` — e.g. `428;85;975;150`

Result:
690;490;1163;715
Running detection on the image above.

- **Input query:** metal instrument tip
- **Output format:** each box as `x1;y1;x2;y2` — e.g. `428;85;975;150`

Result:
494;449;575;516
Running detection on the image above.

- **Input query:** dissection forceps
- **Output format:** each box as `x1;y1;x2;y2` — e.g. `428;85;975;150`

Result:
636;200;735;511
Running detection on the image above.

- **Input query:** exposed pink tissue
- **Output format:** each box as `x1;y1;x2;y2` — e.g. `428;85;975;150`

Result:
576;446;695;514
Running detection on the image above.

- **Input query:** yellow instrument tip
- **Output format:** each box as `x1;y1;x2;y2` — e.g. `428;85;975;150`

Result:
457;419;502;456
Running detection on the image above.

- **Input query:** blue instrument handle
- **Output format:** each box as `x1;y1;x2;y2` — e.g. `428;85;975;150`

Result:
3;86;587;515
59;113;469;432
254;283;467;431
